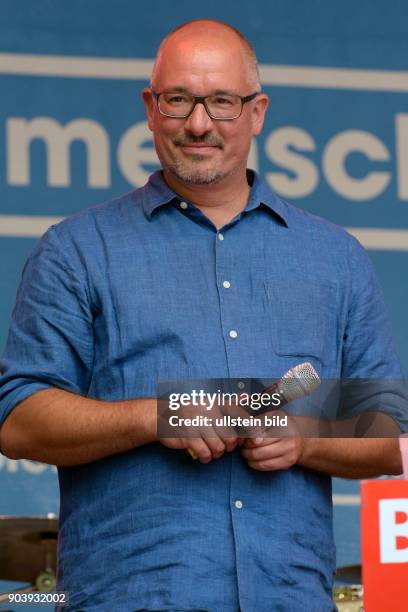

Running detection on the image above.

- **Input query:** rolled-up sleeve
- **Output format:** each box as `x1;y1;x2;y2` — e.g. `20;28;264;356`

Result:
342;236;402;378
0;226;94;425
339;236;408;432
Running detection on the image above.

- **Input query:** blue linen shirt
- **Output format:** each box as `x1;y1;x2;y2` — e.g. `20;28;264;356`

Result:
0;170;403;611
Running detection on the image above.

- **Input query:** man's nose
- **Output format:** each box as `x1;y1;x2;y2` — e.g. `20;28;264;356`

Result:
184;102;214;136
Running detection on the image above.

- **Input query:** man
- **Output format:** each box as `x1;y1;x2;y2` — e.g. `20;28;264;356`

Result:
0;19;404;612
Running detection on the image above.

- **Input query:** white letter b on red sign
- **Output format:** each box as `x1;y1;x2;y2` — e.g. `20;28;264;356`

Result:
379;499;408;563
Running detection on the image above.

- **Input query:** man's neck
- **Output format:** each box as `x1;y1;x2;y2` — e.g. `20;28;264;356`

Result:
162;169;251;230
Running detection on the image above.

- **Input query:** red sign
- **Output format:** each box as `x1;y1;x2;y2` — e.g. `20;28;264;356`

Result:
361;479;408;611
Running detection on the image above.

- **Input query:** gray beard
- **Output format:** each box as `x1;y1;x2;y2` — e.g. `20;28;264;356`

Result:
167;157;224;185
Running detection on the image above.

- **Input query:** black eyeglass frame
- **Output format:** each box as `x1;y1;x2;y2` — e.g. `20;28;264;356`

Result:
151;90;260;120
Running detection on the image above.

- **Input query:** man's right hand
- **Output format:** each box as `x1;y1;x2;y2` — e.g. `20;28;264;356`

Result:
159;434;239;463
157;401;238;463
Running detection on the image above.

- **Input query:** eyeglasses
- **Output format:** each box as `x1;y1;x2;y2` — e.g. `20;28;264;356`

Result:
152;90;259;120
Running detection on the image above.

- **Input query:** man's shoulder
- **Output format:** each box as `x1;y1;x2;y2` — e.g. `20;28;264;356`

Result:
274;192;362;255
77;188;142;218
53;187;145;236
254;172;358;253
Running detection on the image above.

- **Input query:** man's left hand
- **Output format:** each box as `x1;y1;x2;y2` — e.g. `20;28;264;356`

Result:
241;436;306;471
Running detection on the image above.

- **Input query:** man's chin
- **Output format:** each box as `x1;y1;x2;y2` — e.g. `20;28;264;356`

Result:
168;164;223;186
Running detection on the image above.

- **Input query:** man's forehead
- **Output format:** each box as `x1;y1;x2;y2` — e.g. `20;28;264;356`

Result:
160;36;246;65
152;38;250;89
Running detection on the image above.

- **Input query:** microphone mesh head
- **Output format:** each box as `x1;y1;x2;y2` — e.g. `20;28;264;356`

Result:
280;362;321;402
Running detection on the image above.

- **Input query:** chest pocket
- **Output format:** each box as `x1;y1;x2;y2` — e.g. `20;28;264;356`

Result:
264;280;336;365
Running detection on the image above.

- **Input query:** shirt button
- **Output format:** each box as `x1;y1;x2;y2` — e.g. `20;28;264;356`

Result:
237;381;245;389
218;233;224;241
222;281;231;289
179;201;188;210
235;500;243;509
229;330;238;339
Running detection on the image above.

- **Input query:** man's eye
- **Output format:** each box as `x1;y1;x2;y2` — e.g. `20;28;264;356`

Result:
167;95;189;104
213;97;234;106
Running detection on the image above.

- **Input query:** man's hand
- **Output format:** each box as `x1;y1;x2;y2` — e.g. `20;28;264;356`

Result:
241;436;305;471
158;401;238;463
160;434;238;463
239;408;304;471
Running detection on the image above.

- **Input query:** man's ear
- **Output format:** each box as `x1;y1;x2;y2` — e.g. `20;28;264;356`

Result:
142;88;154;132
251;93;269;137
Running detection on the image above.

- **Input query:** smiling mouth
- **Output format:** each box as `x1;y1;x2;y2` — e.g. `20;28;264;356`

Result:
179;144;219;154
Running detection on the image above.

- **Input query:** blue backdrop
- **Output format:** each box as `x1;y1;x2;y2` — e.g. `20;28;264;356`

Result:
1;1;407;607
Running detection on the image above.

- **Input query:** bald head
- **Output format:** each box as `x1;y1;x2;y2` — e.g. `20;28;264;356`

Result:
151;19;261;92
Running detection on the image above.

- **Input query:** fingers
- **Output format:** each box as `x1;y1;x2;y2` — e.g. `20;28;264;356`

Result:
241;436;274;449
202;418;238;457
247;456;296;471
161;427;238;463
200;434;226;460
187;432;238;463
241;438;287;459
202;432;239;458
241;437;303;471
186;438;214;463
222;435;239;453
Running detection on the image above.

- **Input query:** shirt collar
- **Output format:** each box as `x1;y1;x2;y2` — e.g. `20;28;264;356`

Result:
244;169;289;226
140;169;289;227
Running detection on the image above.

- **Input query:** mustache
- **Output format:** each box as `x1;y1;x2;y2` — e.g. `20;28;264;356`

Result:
172;135;224;149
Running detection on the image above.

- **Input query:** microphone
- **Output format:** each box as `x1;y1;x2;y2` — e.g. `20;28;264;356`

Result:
248;361;321;415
